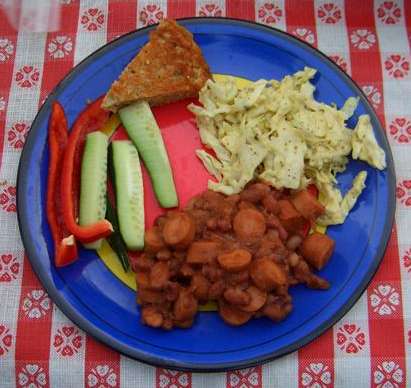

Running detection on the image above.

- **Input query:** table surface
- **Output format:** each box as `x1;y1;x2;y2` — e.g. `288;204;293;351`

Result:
1;0;410;387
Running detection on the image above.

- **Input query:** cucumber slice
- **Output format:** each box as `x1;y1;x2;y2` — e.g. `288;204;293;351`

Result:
79;131;109;249
119;101;178;208
111;140;145;250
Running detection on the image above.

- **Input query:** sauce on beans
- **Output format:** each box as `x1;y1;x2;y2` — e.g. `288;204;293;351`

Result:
136;181;335;329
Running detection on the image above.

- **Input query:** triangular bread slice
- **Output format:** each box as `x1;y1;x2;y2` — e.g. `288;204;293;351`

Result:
102;19;211;112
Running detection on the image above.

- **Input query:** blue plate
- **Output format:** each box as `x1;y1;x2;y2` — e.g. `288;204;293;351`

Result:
17;18;395;371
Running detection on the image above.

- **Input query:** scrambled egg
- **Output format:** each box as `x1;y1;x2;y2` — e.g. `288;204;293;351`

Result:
188;68;386;226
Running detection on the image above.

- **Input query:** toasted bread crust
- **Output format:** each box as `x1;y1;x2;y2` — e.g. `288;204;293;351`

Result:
102;19;211;112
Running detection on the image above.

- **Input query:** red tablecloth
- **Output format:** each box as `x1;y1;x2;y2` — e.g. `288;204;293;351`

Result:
0;1;410;387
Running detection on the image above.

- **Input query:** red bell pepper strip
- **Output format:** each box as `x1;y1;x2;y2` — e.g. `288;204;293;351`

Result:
47;102;78;267
307;184;319;198
61;97;113;243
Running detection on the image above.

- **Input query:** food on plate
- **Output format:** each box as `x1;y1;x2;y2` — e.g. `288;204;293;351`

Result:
44;18;388;332
189;67;386;225
79;131;109;250
110;140;145;250
102;19;211;112
47;19;212;266
119;101;178;208
137;182;333;329
351;115;386;170
46;102;78;267
61;97;113;243
300;232;335;270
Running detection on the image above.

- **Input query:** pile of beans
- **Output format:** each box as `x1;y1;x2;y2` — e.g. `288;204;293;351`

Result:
134;182;335;329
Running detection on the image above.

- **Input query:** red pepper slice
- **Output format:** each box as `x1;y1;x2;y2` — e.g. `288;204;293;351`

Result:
307;183;319;198
61;97;113;243
47;102;78;267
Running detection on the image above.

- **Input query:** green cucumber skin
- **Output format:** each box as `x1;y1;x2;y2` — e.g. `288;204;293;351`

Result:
119;101;178;208
105;197;130;272
79;131;109;249
111;140;145;251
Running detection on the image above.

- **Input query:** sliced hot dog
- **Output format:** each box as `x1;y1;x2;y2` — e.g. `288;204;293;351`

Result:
300;232;335;270
173;290;198;321
186;240;221;264
277;200;306;233
239;286;267;312
217;249;252;272
149;261;170;290
233;208;266;241
163;212;195;248
291;190;325;221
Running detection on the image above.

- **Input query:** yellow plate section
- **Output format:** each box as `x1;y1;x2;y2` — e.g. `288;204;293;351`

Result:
96;73;326;312
97;240;136;289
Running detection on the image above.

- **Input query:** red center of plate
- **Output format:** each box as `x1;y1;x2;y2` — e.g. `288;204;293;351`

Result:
112;98;211;227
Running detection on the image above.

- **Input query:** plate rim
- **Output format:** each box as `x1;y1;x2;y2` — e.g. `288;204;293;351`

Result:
17;17;396;372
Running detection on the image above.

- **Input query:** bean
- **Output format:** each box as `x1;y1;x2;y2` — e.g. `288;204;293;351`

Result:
190;273;210;301
173;290;198;321
225;270;249;286
162;317;173;330
240;183;270;203
266;215;288;241
286;235;303;250
165;282;180;302
137;288;165;304
133;254;155;272
224;287;251;305
178;263;194;278
149;261;170;290
141;306;163;328
262;194;279;213
206;218;217;230
144;226;165;253
156;249;171;261
239;286;267;312
217;218;232;232
263;302;292;322
135;271;150;288
218;301;252;326
208;280;225;299
256;234;284;258
202;264;224;282
287;252;300;267
292;259;329;289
